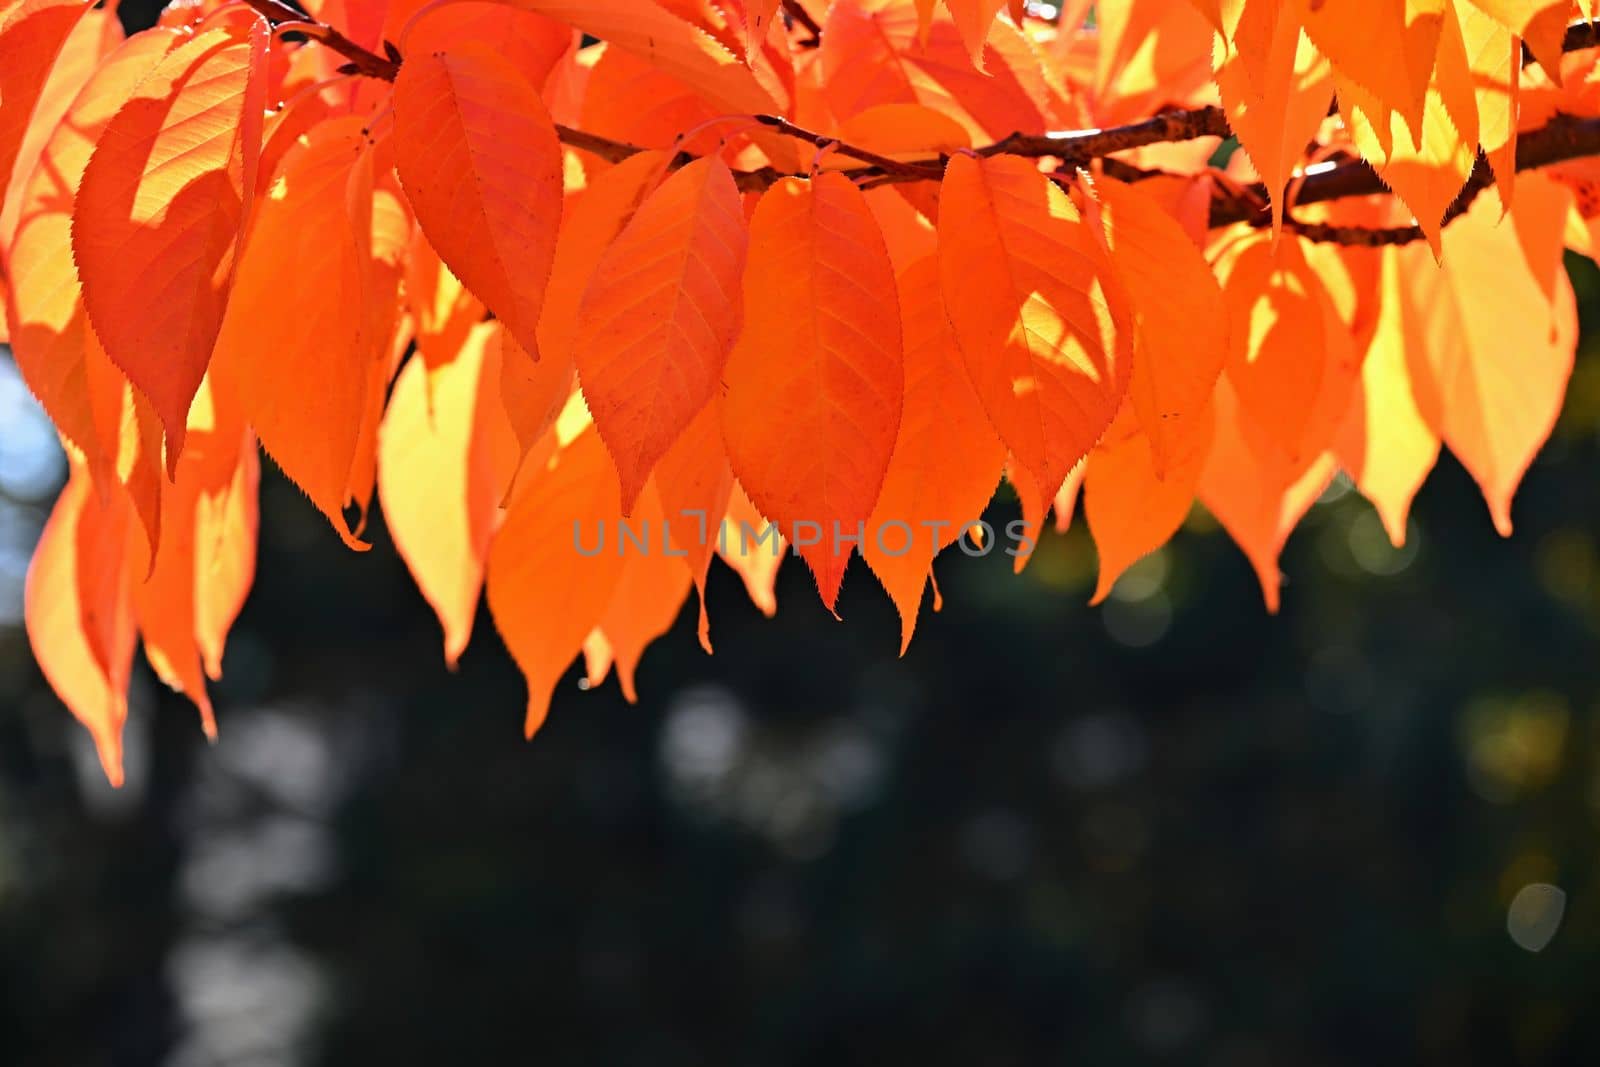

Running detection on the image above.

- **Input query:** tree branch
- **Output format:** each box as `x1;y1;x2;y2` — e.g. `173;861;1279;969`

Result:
752;114;945;179
255;2;1600;246
781;0;823;47
242;0;399;79
1206;115;1600;244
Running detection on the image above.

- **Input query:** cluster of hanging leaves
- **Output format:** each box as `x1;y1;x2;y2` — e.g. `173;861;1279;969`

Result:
5;0;1600;785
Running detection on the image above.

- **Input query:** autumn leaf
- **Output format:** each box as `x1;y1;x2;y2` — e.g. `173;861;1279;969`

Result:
1401;176;1577;535
1093;176;1228;478
487;426;628;737
1211;0;1332;234
71;25;267;464
211;115;375;550
6;27;175;536
394;41;563;359
1085;403;1211;605
862;256;1006;652
937;152;1132;505
15;0;1600;780
398;0;574;92
575;156;748;513
654;400;735;652
0;1;118;246
1200;379;1338;613
1297;0;1443;143
721;171;904;612
1219;235;1336;467
406;229;485;374
379;321;521;665
1335;245;1442;547
1463;0;1572;78
943;0;1008;71
718;481;785;618
505;0;790;119
0;0;94;214
593;482;693;702
744;0;781;60
25;452;138;786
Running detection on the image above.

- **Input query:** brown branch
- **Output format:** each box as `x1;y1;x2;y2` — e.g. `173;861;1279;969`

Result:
1202;115;1600;244
983;105;1233;163
752;115;945;179
254;2;1600;246
781;0;823;47
241;0;399;80
552;124;641;164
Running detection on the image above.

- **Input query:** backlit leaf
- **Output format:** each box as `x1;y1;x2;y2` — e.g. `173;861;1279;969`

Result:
721;171;904;611
488;427;627;737
575;156;747;513
862;256;1006;652
937;152;1131;504
72;25;267;462
394;41;563;358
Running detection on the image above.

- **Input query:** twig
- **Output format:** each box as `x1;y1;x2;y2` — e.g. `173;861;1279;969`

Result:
752;115;944;179
1202;115;1600;243
781;0;823;47
982;106;1232;163
250;3;1600;246
241;0;399;80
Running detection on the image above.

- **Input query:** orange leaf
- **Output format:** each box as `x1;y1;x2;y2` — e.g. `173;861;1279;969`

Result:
578;43;723;155
862;256;1006;652
537;150;669;375
576;156;747;513
1089;0;1214;128
398;0;574;92
211;115;374;549
1334;245;1442;547
819;0;1049;142
1462;0;1571;79
595;482;693;702
942;0;1008;71
0;2;119;250
1456;2;1520;208
84;333;164;560
345;148;413;527
132;399;256;739
1085;403;1211;605
406;229;485;373
744;0;781;60
937;153;1131;505
1297;0;1443;143
721;171;904;611
504;150;669;464
503;0;789;121
1334;7;1477;254
1220;235;1334;467
487;426;628;737
653;400;734;652
1199;378;1337;613
1401;176;1577;535
1094;176;1228;478
394;42;563;359
1211;0;1332;234
25;451;137;786
6;28;175;527
193;429;259;682
72;25;267;463
0;0;93;215
380;321;521;665
717;481;785;617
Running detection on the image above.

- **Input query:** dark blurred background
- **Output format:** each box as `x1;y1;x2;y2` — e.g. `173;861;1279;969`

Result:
9;7;1600;1066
